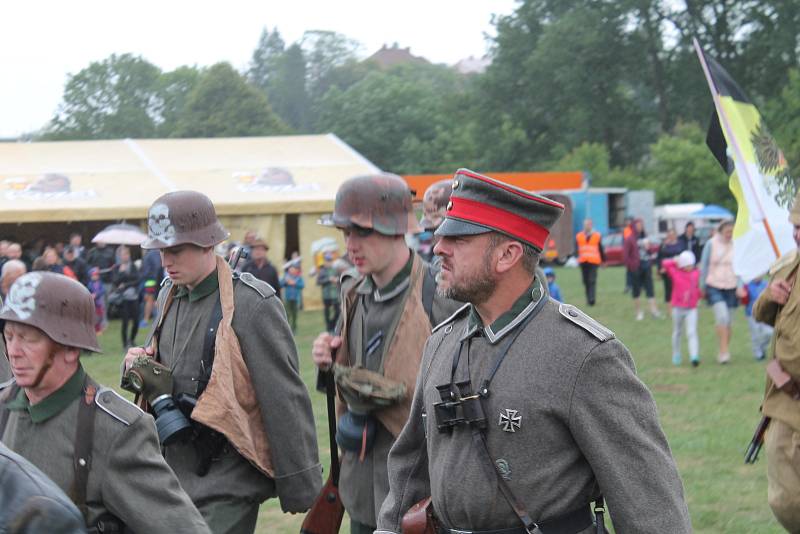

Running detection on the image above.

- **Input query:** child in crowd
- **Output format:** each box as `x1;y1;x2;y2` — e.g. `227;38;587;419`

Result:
87;267;106;334
281;261;305;333
662;250;701;366
543;267;562;302
744;275;773;360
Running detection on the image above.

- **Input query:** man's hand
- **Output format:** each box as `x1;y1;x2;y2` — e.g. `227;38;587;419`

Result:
312;333;342;370
768;279;792;305
123;345;154;372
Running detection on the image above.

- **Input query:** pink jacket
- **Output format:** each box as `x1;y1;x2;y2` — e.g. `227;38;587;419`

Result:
663;259;701;309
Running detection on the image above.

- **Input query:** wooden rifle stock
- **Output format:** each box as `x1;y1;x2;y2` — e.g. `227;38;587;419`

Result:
301;371;345;534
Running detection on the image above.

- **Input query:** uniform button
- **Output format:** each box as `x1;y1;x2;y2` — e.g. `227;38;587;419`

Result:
444;324;453;334
452;180;460;190
568;310;578;317
447;201;453;211
78;458;87;467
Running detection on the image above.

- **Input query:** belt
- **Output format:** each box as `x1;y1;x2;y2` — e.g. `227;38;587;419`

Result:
439;505;593;534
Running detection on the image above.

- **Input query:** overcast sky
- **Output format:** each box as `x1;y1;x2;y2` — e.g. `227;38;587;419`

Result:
0;0;518;138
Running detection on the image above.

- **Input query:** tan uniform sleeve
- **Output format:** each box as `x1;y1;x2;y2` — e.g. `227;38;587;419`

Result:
752;285;780;326
376;339;432;534
568;339;692;533
237;295;322;512
100;413;211;534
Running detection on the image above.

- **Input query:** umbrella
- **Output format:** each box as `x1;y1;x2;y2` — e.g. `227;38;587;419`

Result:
92;223;148;246
691;204;734;219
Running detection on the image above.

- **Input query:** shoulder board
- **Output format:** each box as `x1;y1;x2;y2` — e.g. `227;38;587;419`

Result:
160;277;172;288
432;303;471;333
769;249;799;276
0;378;15;391
94;387;143;426
237;271;276;298
558;303;615;342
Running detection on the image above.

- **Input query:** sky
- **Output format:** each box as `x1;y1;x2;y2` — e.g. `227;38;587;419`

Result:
0;0;518;138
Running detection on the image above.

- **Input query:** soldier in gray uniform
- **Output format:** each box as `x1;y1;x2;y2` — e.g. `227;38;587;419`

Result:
377;169;691;534
123;190;321;534
1;440;86;533
312;174;460;534
0;271;209;534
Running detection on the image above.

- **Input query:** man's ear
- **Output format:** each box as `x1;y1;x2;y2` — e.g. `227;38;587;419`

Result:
494;240;525;275
57;344;81;365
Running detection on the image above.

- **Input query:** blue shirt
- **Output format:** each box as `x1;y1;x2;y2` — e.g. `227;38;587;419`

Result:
548;281;562;302
280;274;305;302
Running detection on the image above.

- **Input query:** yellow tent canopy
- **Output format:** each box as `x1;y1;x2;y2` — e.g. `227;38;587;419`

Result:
0;133;380;309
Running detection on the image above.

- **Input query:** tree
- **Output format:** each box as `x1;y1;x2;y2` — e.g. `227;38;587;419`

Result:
643;122;732;208
172;63;288;138
766;69;800;184
316;63;477;173
156;66;201;137
247;27;285;91
267;44;311;131
300;30;361;98
43;54;162;140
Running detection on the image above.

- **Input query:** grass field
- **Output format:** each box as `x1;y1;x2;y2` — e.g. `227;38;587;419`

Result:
83;266;783;533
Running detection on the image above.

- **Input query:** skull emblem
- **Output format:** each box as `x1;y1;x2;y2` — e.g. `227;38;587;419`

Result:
148;203;175;245
3;272;42;320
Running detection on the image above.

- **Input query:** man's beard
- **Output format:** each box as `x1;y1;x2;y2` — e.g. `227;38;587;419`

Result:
437;250;496;304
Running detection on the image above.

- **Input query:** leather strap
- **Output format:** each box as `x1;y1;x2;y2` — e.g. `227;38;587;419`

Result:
197;293;223;397
70;376;97;521
0;383;20;433
472;428;596;534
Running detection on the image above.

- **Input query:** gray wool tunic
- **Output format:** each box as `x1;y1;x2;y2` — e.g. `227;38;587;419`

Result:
0;367;210;533
151;270;322;513
376;292;692;533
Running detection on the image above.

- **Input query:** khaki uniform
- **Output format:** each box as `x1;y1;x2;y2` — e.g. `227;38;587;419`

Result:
752;249;800;531
151;269;321;530
0;366;210;533
335;252;458;529
377;280;691;533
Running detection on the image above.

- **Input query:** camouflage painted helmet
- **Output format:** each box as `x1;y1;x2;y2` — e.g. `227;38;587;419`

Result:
329;173;422;236
0;272;100;352
141;190;229;250
420;179;453;231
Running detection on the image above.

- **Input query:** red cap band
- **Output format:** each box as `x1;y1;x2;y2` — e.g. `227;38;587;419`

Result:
447;196;550;249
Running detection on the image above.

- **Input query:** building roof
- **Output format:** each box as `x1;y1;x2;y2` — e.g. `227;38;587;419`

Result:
366;43;430;69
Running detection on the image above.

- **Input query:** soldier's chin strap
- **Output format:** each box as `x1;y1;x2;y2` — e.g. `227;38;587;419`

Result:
28;352;56;389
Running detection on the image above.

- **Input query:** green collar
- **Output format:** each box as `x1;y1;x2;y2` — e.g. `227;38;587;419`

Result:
174;270;218;302
358;250;414;302
464;275;545;344
7;366;86;423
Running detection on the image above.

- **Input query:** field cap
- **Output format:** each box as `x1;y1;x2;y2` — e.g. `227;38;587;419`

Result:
435;168;564;251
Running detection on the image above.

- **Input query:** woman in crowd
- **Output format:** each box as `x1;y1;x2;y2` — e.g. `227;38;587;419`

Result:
623;218;662;320
678;221;702;259
111;245;140;348
699;220;745;364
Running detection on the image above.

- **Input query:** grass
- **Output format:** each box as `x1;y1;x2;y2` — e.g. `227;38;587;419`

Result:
83;266;782;533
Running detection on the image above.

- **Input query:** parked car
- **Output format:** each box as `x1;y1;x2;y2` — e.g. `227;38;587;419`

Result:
601;232;660;267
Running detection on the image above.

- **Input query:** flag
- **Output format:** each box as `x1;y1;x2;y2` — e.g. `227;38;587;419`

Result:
694;39;796;282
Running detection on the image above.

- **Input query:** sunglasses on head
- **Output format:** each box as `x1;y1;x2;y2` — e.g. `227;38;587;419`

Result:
341;225;375;238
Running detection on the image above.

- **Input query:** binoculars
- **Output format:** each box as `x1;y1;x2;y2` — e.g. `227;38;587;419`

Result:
432;379;487;433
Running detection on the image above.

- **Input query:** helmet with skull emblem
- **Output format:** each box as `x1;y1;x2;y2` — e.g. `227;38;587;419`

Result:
419;179;453;231
324;173;421;236
0;272;100;352
141;190;229;250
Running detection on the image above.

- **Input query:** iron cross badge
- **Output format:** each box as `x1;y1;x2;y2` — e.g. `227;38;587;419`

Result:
499;409;522;433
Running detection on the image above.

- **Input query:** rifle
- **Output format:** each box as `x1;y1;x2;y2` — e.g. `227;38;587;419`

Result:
301;370;345;534
745;415;770;464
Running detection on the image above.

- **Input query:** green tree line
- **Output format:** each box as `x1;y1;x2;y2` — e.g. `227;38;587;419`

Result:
38;1;800;209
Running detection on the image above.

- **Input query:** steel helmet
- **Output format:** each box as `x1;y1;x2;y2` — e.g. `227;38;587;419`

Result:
420;179;453;231
0;272;100;352
141;190;229;250
328;174;421;236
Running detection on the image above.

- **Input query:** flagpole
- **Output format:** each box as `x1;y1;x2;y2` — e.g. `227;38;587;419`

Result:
692;38;781;259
